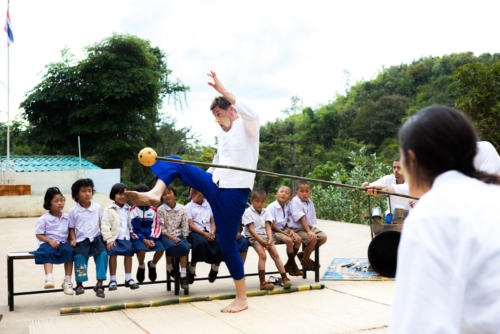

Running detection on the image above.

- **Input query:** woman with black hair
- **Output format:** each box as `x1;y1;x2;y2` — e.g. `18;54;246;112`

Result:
369;106;500;333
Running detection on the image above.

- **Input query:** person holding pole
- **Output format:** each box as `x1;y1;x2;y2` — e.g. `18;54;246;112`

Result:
126;71;259;313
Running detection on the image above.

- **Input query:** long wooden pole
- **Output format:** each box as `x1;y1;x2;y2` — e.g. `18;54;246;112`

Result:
156;156;419;200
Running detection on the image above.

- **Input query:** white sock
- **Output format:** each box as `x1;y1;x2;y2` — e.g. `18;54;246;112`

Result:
125;273;132;281
180;268;187;277
150;262;156;268
139;264;145;269
110;275;117;281
211;264;219;272
189;265;196;274
167;264;173;272
46;273;53;281
64;275;71;283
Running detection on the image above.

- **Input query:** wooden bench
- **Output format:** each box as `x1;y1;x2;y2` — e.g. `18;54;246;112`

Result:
8;243;319;310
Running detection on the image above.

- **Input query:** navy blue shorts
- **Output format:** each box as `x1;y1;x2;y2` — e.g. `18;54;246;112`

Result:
132;238;165;252
188;232;223;264
31;242;74;264
107;239;135;256
161;235;190;257
74;235;106;258
237;235;249;253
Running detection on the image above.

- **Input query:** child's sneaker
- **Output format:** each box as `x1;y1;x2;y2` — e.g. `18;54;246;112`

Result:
147;261;157;282
125;279;139;290
44;278;55;289
61;281;74;295
108;280;117;291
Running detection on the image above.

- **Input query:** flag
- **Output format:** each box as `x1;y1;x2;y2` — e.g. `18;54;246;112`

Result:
4;7;13;46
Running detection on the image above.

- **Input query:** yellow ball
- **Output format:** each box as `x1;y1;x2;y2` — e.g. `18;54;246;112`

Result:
138;147;157;167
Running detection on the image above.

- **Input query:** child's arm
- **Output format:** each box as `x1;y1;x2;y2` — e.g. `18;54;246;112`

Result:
248;223;268;247
265;221;274;246
69;228;77;247
100;208;115;243
298;216;317;240
181;210;190;238
209;217;216;241
188;218;210;239
36;234;59;249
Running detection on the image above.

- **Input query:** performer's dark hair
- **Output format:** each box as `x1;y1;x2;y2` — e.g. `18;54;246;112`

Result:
43;187;64;210
109;183;127;201
393;157;400;162
210;96;231;111
250;189;266;199
71;178;95;202
398;105;500;186
134;184;150;193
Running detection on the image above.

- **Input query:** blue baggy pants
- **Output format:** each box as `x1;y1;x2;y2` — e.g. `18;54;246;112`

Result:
151;156;250;280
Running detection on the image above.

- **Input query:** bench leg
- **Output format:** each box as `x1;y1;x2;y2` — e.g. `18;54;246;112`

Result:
166;256;171;291
174;257;180;296
8;256;14;311
315;242;320;282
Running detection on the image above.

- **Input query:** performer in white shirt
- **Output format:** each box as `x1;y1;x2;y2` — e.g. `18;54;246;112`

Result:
126;71;258;313
368;106;500;333
474;140;500;175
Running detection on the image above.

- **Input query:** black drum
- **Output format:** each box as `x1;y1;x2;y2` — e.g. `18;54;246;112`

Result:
367;230;401;277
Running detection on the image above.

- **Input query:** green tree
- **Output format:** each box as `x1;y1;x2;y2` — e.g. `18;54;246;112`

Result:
455;60;500;148
21;34;188;172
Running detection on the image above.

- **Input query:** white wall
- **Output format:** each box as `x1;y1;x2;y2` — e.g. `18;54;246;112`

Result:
0;169;120;217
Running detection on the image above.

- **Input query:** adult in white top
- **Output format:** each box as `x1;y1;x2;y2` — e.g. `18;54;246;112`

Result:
362;158;413;221
474;140;500;175
126;71;259;313
365;106;500;333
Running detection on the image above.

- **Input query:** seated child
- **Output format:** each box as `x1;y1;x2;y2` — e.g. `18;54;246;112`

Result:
68;178;108;298
130;184;165;284
236;222;249;264
243;189;292;290
288;181;327;270
186;188;222;284
101;183;139;291
30;187;74;295
267;185;303;276
157;185;190;291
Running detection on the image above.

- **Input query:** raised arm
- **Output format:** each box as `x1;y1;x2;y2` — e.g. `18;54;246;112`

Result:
208;71;235;104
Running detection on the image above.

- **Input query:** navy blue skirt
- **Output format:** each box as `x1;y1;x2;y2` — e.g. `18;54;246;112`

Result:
161;235;190;257
132;238;165;252
74;235;106;258
107;239;135;256
237;235;249;253
188;232;223;264
31;242;74;264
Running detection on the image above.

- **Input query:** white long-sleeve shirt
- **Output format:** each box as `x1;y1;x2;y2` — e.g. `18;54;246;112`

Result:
390;171;500;334
209;100;259;190
474;141;500;175
370;174;411;215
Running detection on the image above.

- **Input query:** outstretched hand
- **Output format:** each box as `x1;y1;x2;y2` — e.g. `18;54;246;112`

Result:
207;71;225;94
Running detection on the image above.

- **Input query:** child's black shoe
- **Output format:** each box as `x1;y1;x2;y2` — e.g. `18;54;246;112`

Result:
208;269;218;283
125;279;139;290
136;266;145;283
108;280;117;291
187;270;195;284
180;276;189;290
148;261;157;282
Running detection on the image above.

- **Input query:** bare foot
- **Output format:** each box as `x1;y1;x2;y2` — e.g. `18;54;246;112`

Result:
125;190;161;207
220;297;248;313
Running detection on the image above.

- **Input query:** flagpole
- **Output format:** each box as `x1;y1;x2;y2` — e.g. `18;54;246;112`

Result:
5;0;10;174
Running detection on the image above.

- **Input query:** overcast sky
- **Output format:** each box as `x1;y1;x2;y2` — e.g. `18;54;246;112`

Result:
0;0;498;147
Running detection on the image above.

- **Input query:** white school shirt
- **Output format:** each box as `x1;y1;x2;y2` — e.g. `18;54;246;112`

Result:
186;199;213;233
287;196;317;229
114;202;131;240
242;205;269;237
34;212;70;245
474;141;500;175
370;174;411;215
266;200;290;230
68;201;102;242
390;171;500;334
208;100;259;190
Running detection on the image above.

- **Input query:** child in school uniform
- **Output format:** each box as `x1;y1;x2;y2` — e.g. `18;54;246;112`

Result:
157;185;190;291
288;181;327;270
267;185;303;276
130;184;165;284
101;183;139;291
30;187;74;295
243;189;292;290
68;178;108;298
186;188;222;284
236;222;249;264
